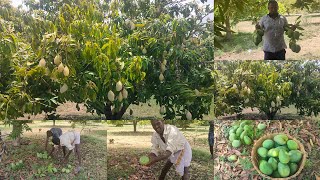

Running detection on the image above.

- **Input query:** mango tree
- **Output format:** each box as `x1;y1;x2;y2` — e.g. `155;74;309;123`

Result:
215;61;292;120
119;0;214;120
214;61;254;119
281;61;320;117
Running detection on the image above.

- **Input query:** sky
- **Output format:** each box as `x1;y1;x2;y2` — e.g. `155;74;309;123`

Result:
11;0;23;7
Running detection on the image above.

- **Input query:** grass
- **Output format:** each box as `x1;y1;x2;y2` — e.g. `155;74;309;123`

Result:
107;123;213;179
0;121;107;179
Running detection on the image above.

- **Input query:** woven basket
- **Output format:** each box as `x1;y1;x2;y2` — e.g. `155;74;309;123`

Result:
251;133;307;179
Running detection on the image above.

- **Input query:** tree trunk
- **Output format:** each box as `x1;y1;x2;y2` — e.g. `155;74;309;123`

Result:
104;104;129;120
133;120;137;133
266;110;277;120
53;120;56;126
225;16;232;40
12;122;22;147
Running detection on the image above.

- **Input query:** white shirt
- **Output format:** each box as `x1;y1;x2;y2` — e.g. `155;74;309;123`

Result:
151;124;187;157
59;131;80;150
259;14;288;53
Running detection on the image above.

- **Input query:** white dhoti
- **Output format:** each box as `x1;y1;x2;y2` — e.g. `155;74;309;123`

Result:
169;141;192;176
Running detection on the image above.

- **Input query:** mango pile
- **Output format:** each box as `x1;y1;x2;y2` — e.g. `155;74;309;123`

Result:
229;120;266;148
257;134;303;178
253;29;264;46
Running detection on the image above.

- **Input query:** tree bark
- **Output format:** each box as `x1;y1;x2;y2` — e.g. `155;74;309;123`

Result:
225;16;232;40
12;122;21;147
104;103;129;120
133;120;137;133
266;110;277;120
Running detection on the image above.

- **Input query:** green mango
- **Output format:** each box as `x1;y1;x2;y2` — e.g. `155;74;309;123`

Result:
274;134;288;145
268;157;278;171
278;162;290;177
240;130;247;140
227;155;238;162
259;160;273;175
139;156;150;165
272;170;282;178
240;120;251;128
232;140;241;148
267;148;279;158
262;139;274;149
257;147;268;158
295;44;301;53
257;29;264;36
287;140;299;150
229;128;235;135
279;149;290;164
289;150;302;163
236;127;244;137
257;123;266;130
244;136;252;145
229;133;237;142
233;125;240;130
243;125;251;131
289;163;298;175
294;31;300;39
276;145;289;152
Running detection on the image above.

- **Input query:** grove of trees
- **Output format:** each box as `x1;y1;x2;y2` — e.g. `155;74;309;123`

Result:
0;0;213;145
214;61;320;120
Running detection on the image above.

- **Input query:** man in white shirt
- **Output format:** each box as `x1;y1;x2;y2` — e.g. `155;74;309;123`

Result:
256;0;295;60
145;120;192;180
55;131;82;173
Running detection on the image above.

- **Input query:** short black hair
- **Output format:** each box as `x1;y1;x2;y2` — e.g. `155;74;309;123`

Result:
52;137;60;145
268;0;278;6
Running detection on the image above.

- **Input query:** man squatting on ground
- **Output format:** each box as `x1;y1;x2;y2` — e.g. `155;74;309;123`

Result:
145;120;192;180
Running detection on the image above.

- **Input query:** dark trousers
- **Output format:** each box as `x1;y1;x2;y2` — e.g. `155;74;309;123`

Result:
264;49;286;60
